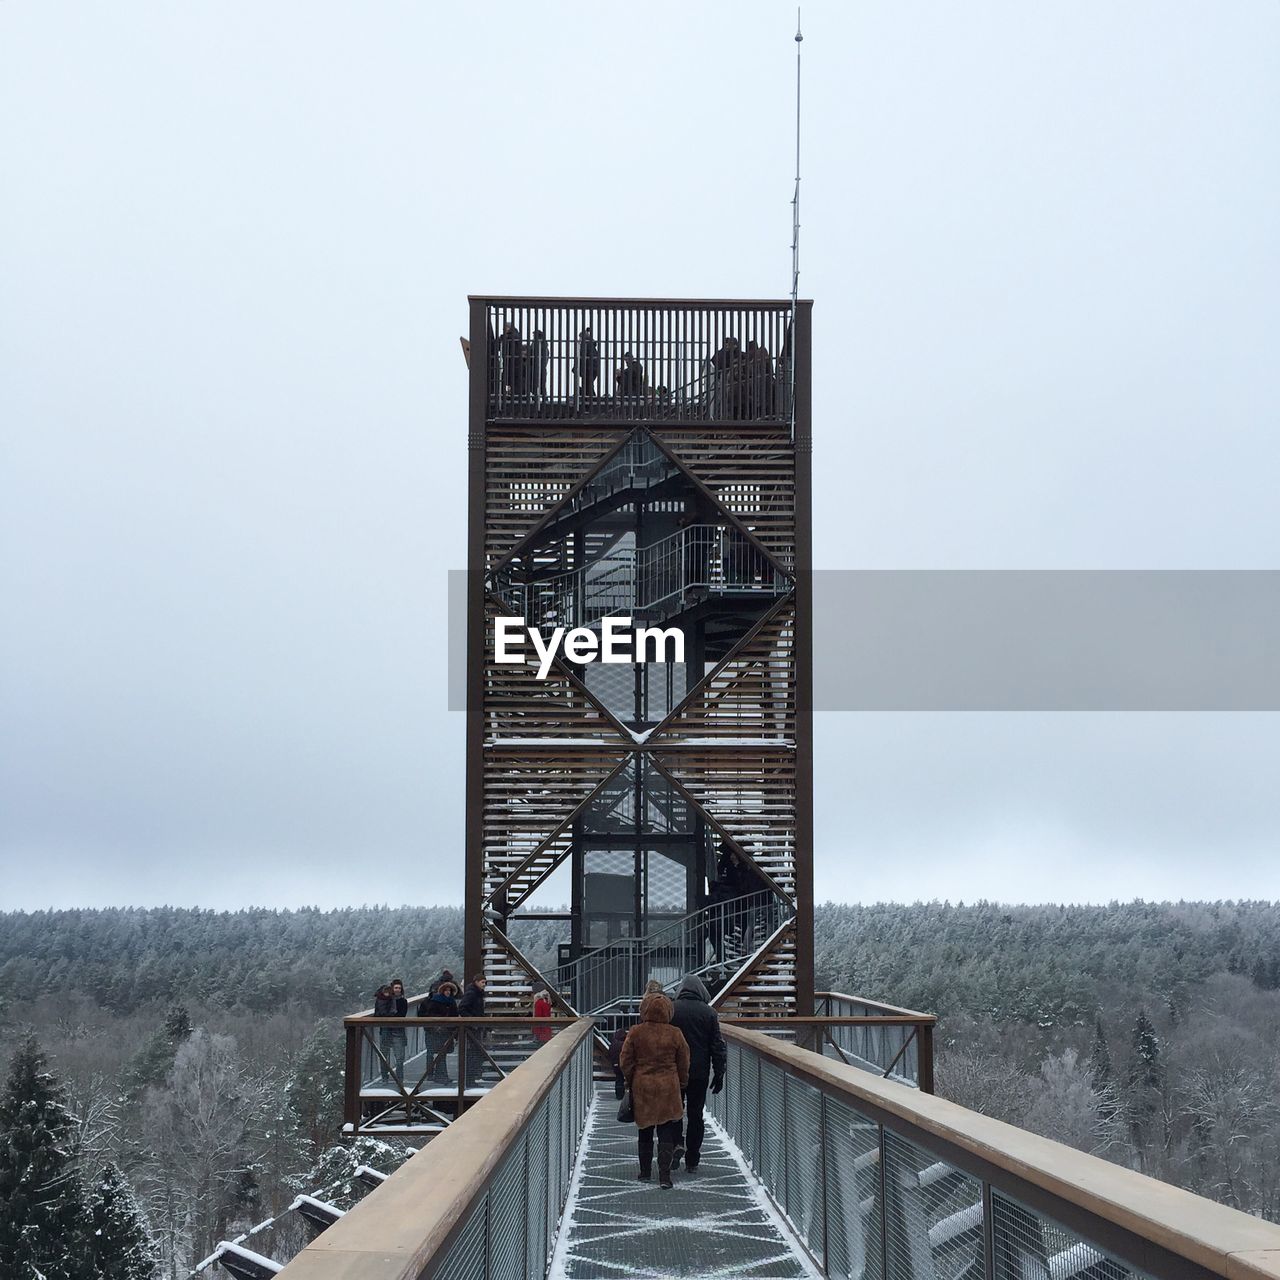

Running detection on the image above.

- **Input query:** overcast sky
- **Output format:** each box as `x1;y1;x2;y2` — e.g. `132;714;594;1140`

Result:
2;2;1278;911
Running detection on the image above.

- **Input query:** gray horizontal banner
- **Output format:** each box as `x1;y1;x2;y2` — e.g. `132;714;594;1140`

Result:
448;571;1280;712
813;571;1280;710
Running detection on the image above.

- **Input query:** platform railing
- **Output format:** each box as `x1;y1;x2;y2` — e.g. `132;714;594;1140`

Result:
813;990;937;1091
282;1019;595;1280
479;298;794;424
342;1013;580;1135
518;523;790;632
712;1025;1280;1280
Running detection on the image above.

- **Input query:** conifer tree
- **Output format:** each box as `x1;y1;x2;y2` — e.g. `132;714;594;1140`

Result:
1126;1010;1163;1152
1088;1014;1111;1092
1129;1011;1161;1092
286;1027;343;1160
86;1163;155;1280
162;1007;193;1045
0;1037;92;1280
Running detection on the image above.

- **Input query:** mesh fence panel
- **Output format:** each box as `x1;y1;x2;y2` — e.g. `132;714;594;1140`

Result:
437;1199;486;1280
488;1137;526;1280
884;1130;984;1280
823;1094;883;1280
760;1059;787;1190
991;1191;1141;1280
740;1050;762;1170
526;1103;551;1280
782;1072;825;1262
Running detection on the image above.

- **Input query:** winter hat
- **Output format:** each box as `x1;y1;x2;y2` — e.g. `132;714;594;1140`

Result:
678;974;712;1002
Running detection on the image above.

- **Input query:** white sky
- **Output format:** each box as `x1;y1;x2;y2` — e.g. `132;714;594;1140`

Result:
2;2;1278;909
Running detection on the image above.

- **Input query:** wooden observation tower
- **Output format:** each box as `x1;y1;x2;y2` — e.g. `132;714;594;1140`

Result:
463;297;813;1022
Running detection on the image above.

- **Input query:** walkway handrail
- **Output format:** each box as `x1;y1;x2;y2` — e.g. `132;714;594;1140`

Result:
715;1025;1280;1280
816;988;937;1022
283;1018;595;1280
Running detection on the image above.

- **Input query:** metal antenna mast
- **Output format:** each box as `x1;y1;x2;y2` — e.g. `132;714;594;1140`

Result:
790;9;803;432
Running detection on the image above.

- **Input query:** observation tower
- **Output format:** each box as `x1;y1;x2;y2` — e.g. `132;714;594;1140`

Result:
462;296;814;1023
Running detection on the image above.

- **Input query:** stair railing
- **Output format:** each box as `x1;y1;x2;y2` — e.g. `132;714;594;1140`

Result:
547;890;791;1017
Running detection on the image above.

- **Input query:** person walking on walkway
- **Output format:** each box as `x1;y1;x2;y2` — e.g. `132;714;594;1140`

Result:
668;974;726;1172
619;992;690;1189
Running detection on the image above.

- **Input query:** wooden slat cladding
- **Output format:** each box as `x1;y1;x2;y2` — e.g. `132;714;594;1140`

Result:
657;749;797;896
482;750;628;888
481;601;630;745
715;922;798;1016
484;427;622;568
651;604;796;744
654;429;796;568
482;921;573;1016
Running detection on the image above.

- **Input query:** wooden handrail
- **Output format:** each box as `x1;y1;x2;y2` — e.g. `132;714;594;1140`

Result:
814;988;937;1021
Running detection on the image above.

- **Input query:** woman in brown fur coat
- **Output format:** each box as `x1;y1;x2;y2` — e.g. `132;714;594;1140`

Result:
619;992;690;1188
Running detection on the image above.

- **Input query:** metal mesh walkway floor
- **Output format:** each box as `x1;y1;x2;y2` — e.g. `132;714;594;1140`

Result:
549;1085;819;1280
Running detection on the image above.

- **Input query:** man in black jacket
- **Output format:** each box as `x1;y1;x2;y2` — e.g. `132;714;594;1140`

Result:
668;974;726;1172
457;974;487;1017
457;974;487;1088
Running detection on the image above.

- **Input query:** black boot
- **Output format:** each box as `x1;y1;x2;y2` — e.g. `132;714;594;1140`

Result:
637;1159;651;1181
657;1142;674;1189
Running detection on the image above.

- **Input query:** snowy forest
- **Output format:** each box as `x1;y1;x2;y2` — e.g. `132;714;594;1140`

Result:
2;899;1280;1277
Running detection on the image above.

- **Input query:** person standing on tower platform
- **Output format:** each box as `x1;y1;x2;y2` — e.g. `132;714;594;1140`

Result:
373;979;408;1084
500;323;524;400
574;326;600;402
530;328;548;405
668;974;726;1173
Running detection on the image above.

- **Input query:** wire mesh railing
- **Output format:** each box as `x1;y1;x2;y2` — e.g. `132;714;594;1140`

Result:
424;1024;594;1280
710;1025;1280;1280
479;299;794;424
813;991;937;1090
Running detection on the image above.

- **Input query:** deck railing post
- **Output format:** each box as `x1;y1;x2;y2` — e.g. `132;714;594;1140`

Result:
343;1023;362;1133
458;1028;467;1118
981;1180;995;1280
918;1023;935;1095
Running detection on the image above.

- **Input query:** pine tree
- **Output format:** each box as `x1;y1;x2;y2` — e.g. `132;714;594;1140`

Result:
0;1037;92;1280
1088;1014;1111;1092
1126;1010;1163;1154
1128;1011;1161;1092
86;1164;155;1280
286;1026;344;1160
162;1008;193;1045
1087;1014;1121;1129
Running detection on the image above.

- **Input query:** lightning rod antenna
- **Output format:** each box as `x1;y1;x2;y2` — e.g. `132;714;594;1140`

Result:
790;9;803;434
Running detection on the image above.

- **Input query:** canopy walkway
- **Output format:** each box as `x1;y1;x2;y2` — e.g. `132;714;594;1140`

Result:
237;1014;1280;1280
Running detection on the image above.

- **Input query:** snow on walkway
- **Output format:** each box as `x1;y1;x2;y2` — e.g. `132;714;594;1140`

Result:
549;1085;820;1280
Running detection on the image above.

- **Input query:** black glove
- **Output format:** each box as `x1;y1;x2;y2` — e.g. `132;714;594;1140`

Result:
711;1074;724;1094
